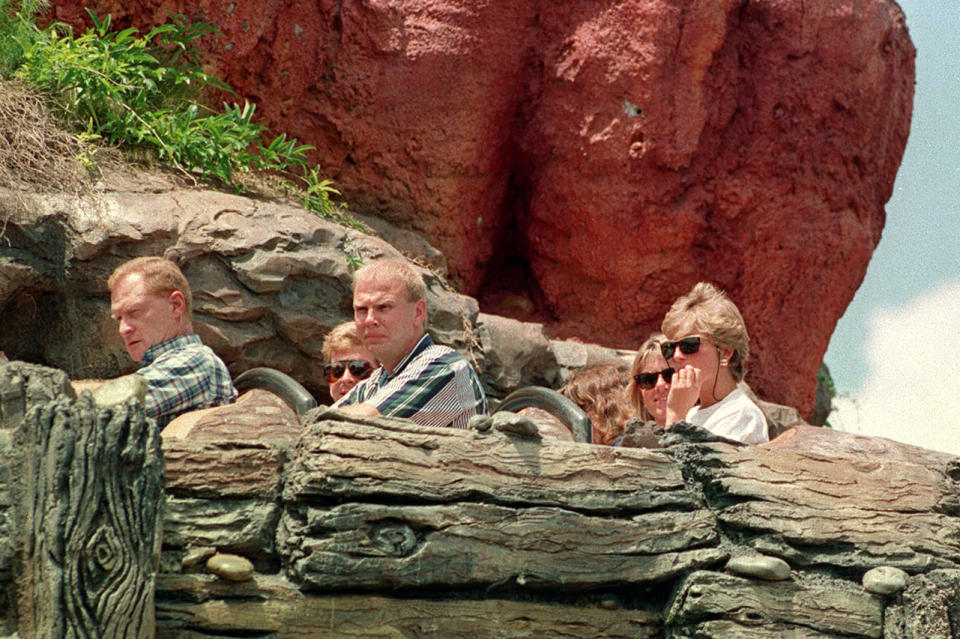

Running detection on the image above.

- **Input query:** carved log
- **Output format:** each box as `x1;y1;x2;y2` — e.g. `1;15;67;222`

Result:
667;570;884;638
285;410;696;512
155;573;662;638
668;432;960;572
160;390;299;565
8;377;164;638
280;501;725;590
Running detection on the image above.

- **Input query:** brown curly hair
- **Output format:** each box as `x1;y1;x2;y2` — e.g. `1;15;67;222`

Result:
560;361;633;445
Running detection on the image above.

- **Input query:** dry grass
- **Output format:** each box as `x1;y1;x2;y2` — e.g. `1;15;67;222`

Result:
0;80;95;190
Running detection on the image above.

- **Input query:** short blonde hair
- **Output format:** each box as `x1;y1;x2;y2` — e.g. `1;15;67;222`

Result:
661;282;749;382
353;258;426;303
108;256;193;316
322;321;365;362
627;332;666;421
560;361;633;446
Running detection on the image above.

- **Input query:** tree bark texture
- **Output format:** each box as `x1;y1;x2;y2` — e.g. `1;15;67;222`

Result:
9;384;164;638
155;573;662;639
673;431;960;572
5;383;960;638
667;570;884;638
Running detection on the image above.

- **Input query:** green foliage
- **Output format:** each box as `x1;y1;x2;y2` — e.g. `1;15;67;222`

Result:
295;166;363;230
3;6;359;230
0;0;48;75
12;10;312;184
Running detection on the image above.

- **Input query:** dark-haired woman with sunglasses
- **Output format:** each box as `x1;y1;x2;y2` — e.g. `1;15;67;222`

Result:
626;332;672;428
660;282;768;445
321;322;378;401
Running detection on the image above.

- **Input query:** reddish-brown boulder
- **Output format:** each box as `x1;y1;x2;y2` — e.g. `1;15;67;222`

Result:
50;0;914;416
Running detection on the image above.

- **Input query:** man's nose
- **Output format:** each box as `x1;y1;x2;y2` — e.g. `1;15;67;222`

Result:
118;319;133;335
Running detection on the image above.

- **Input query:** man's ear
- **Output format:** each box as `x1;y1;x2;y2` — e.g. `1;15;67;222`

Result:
414;299;427;329
168;290;187;320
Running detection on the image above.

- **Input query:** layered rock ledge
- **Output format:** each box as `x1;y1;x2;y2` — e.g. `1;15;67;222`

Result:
1;360;957;638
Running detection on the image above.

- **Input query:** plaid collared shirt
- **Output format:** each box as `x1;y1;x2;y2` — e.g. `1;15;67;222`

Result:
139;334;237;429
334;334;488;429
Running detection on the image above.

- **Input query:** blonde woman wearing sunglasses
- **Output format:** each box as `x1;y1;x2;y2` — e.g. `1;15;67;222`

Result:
321;322;378;401
626;332;673;428
660;282;768;444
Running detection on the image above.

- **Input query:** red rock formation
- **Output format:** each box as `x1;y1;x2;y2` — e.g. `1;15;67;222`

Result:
50;0;914;417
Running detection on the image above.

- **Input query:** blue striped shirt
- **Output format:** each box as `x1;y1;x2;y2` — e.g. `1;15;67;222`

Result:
139;334;237;429
334;334;488;428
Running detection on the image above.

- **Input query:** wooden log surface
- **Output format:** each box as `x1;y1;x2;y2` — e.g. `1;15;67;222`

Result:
280;501;725;591
10;392;165;638
667;570;883;639
162;389;300;499
285;411;697;512
164;497;280;556
673;437;960;571
155;573;662;639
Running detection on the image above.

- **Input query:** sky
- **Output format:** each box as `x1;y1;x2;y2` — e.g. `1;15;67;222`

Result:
823;0;960;453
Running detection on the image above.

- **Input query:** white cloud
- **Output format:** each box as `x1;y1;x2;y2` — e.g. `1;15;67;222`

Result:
829;277;960;456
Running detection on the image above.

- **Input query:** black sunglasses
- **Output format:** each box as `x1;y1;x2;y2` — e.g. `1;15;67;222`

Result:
660;336;702;360
634;367;675;390
324;359;374;384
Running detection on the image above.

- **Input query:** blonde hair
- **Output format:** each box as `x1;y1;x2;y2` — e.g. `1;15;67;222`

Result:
661;282;749;382
108;256;193;316
353;258;426;303
627;332;666;421
322;321;366;362
560;361;633;446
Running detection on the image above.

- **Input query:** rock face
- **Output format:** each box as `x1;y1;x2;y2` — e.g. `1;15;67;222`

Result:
49;0;915;417
0;172;645;406
0;171;479;401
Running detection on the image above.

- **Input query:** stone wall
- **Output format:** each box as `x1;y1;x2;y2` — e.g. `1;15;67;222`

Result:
2;360;957;637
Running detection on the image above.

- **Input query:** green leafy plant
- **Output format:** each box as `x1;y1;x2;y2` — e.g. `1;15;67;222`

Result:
13;10;314;184
294;166;363;229
3;6;358;228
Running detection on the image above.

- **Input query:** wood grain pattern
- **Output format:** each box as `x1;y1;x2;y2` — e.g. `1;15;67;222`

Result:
677;440;960;571
11;394;164;638
285;413;697;512
668;570;883;639
155;573;662;639
280;501;725;590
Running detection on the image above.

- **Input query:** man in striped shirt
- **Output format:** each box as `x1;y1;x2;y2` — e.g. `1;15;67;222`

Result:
109;257;237;429
333;259;487;428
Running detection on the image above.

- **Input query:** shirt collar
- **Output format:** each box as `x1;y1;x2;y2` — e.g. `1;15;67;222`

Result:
380;333;433;383
142;333;200;365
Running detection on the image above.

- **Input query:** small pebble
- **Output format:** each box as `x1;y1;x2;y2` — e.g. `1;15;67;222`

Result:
206;553;255;582
469;414;492;432
726;555;791;581
862;566;908;595
492;412;541;438
597;595;620;610
182;545;216;568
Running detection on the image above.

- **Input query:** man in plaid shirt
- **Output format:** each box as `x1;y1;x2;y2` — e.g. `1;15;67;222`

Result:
333;258;487;428
109;257;237;429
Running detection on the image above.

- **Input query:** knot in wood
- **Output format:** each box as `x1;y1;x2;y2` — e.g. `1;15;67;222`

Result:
371;523;417;556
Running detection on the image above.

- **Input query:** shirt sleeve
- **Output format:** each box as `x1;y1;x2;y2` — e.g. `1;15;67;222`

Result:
349;354;482;428
140;349;235;426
